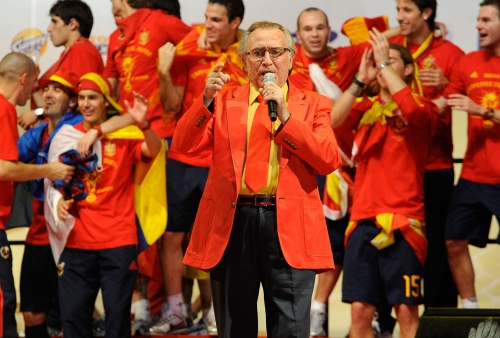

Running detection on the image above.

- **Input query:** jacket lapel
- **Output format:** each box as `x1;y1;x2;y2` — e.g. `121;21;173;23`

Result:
226;84;250;192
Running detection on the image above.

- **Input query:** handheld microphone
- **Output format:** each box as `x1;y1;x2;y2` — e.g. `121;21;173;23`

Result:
263;73;278;122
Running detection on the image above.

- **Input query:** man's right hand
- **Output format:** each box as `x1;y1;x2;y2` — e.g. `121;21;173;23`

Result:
77;129;99;157
158;42;177;75
203;62;230;107
57;197;74;221
46;162;75;182
18;109;39;130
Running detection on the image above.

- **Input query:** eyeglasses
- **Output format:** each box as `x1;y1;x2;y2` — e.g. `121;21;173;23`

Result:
246;47;290;60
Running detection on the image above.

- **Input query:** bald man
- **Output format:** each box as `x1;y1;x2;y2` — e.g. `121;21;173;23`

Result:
0;52;74;338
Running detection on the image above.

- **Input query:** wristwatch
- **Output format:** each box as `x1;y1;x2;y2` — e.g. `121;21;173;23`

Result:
378;61;392;71
483;107;495;120
34;107;44;119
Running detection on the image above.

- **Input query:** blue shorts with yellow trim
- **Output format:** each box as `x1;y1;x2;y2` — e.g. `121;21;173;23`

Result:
342;220;423;306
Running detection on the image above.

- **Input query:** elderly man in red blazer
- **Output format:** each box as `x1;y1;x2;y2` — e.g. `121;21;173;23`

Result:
172;21;340;338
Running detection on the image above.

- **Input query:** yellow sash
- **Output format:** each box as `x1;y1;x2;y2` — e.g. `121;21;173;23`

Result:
403;33;433;96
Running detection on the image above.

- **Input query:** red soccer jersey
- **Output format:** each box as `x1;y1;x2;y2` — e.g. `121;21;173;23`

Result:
0;94;19;230
168;27;247;167
390;36;464;171
25;128;50;245
289;42;368;92
64;123;146;250
444;50;500;184
106;9;190;139
39;37;104;82
103;28;122;79
350;87;437;222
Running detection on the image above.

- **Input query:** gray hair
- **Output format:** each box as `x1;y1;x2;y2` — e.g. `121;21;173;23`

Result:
237;21;296;56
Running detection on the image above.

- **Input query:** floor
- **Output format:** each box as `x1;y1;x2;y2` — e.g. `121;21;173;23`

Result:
8;223;500;338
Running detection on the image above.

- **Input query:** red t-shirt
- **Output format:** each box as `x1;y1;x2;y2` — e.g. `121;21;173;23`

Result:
390;36;464;171
64;123;146;250
350;87;438;222
25;128;50;245
168;29;247;167
39;37;104;82
106;9;190;138
289;42;367;92
0;94;19;230
444;50;500;184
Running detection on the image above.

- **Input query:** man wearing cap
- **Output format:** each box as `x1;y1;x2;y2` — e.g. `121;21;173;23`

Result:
0;52;74;338
18;0;104;130
46;72;163;337
17;68;81;338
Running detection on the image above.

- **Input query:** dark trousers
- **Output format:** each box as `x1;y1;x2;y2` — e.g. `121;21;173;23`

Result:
0;230;17;338
211;205;316;338
58;246;137;338
423;169;458;308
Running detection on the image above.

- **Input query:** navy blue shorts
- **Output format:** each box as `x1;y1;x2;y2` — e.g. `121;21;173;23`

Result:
166;158;209;232
445;178;500;247
326;215;349;265
20;244;59;313
342;220;423;306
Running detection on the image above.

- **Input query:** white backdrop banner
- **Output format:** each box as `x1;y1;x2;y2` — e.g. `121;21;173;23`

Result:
0;0;482;76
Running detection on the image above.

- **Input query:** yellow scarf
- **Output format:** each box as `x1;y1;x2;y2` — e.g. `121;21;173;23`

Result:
403;33;433;96
358;100;398;127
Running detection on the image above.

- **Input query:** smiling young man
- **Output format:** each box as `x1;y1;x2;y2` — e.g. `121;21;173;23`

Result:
329;31;437;338
45;72;162;337
389;0;464;310
17;68;81;338
436;0;500;310
152;0;246;334
18;0;104;130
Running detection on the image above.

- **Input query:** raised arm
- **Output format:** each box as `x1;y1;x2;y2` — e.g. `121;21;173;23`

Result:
158;42;185;113
125;92;162;158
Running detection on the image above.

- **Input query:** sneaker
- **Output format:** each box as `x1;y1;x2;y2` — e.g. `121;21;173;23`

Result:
148;310;187;335
47;326;63;337
206;308;217;335
310;307;326;336
371;312;393;338
131;318;150;335
185;319;208;336
93;313;105;337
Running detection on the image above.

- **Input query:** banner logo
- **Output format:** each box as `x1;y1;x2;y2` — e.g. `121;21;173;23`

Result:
11;28;49;63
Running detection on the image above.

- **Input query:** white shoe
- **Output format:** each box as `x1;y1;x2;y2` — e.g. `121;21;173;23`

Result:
206;306;218;335
148;309;187;335
310;307;326;336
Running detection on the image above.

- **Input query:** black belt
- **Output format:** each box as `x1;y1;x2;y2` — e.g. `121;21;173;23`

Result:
237;194;276;206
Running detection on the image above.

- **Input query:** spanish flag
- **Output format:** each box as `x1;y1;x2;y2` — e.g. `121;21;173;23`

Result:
106;126;167;252
341;16;390;45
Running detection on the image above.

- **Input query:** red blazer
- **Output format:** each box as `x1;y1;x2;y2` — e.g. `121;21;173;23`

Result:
173;82;340;272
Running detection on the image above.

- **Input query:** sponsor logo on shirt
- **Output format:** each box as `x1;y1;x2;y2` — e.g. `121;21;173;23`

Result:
0;246;10;259
58;262;65;276
139;29;149;45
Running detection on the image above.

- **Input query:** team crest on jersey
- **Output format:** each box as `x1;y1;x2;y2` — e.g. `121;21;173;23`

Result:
1;246;10;259
422;56;435;69
57;262;65;276
328;57;338;69
139;29;149;45
104;141;116;157
390;110;407;133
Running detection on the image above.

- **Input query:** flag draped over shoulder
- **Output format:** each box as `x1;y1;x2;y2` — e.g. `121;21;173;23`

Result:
45;125;167;262
175;25;248;86
105;126;167;252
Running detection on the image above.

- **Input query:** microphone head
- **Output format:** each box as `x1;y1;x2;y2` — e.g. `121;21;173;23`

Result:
263;72;276;84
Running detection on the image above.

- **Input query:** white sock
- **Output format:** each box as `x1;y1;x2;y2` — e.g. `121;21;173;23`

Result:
167;294;184;317
133;299;151;321
311;300;326;313
461;297;479;309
